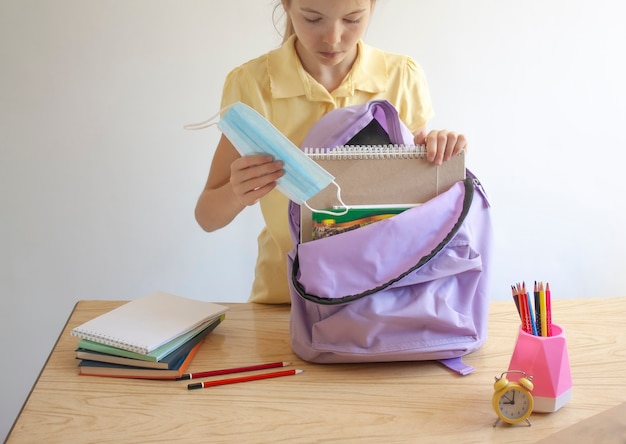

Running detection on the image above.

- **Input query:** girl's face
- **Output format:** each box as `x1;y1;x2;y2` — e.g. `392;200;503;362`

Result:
283;0;373;70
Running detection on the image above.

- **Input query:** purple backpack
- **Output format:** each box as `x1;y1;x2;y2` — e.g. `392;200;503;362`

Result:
286;100;493;375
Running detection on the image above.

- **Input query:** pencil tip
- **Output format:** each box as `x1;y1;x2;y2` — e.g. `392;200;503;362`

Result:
295;369;304;374
283;361;292;366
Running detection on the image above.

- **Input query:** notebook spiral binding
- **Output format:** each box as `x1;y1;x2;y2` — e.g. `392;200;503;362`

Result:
303;144;427;160
71;329;149;354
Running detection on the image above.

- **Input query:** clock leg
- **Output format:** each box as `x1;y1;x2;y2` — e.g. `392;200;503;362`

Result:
492;418;532;427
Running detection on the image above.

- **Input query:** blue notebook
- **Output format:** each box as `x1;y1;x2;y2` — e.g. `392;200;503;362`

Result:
78;341;202;379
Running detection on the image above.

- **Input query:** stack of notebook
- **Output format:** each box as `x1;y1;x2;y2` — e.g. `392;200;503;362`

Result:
71;291;228;379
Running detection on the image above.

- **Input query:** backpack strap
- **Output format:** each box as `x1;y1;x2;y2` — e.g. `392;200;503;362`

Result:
439;357;475;376
300;100;415;149
367;100;411;143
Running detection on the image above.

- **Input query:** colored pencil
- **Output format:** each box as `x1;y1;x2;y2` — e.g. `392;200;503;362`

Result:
178;361;291;380
187;369;303;390
513;284;522;329
517;283;531;334
533;281;541;335
511;285;521;319
539;281;547;337
514;283;523;332
545;282;553;336
526;288;538;336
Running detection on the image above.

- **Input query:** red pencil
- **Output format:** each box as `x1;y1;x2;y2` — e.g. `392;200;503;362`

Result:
517;283;530;334
178;361;291;380
187;369;303;390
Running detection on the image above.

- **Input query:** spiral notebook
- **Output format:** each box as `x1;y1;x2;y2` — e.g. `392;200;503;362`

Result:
300;145;465;242
70;291;229;354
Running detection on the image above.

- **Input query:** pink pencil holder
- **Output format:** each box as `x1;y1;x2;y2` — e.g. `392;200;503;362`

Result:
507;324;572;413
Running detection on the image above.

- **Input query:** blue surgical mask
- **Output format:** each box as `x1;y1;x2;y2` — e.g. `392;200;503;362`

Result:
185;102;347;214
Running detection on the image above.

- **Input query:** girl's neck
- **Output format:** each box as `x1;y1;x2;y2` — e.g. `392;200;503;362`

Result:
295;40;358;92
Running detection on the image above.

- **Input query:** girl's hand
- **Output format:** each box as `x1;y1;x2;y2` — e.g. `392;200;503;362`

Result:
229;154;284;206
414;129;467;165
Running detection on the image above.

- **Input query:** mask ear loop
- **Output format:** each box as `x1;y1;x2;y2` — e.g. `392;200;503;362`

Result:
184;104;236;130
303;180;350;216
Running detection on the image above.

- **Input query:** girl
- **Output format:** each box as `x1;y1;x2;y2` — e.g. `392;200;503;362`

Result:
195;0;467;304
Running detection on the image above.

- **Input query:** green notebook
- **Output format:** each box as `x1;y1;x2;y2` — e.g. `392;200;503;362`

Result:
312;205;416;240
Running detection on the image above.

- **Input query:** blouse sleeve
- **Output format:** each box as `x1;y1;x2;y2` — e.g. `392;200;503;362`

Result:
219;63;271;118
396;56;435;133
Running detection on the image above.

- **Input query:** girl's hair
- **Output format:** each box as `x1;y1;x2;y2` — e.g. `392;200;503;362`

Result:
274;1;376;44
273;1;294;44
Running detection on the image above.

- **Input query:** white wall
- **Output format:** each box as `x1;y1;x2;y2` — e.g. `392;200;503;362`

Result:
1;0;625;439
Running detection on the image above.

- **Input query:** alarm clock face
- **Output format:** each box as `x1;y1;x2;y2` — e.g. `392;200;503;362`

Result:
494;387;533;423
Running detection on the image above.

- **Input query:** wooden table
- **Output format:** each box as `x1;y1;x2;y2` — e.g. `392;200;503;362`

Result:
7;298;626;443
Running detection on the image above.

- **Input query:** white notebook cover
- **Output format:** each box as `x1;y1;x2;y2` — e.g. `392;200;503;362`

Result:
71;291;229;354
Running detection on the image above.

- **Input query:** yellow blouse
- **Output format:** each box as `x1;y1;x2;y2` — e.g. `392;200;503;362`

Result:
220;35;434;304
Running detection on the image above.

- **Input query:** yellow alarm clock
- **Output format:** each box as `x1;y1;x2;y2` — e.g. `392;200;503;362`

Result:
492;370;534;427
